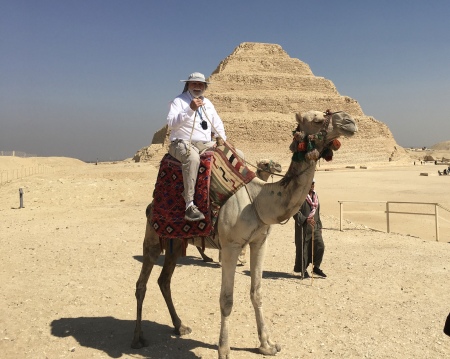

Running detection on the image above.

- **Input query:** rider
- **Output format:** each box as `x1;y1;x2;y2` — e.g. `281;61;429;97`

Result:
167;72;227;222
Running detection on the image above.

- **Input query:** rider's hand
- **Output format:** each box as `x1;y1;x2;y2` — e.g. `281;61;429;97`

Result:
190;98;204;111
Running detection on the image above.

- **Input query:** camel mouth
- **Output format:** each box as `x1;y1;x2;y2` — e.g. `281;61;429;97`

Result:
323;126;356;143
341;127;357;137
272;164;282;173
337;123;358;137
331;112;358;138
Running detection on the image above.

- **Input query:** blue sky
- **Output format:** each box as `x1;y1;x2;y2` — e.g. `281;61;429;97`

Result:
1;0;450;161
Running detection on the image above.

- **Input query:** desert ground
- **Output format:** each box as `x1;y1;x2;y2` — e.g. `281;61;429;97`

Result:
1;154;449;359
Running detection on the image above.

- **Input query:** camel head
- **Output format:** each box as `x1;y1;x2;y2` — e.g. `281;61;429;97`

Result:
256;159;282;182
256;159;282;174
291;109;357;163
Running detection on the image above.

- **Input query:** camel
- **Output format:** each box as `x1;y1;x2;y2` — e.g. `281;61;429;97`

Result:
255;158;283;182
131;110;358;358
197;158;283;263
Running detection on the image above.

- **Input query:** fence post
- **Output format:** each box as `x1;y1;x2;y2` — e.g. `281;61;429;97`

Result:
339;202;343;231
435;204;439;242
386;202;390;233
19;188;24;208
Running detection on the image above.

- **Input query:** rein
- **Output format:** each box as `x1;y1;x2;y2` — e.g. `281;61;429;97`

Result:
186;97;223;154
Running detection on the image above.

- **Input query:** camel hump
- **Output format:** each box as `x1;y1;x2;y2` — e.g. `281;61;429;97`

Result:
151;146;256;240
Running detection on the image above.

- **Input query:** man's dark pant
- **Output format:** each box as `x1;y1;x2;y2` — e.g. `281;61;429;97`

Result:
294;225;324;272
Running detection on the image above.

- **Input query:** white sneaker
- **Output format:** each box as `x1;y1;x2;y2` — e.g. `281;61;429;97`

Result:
184;205;205;221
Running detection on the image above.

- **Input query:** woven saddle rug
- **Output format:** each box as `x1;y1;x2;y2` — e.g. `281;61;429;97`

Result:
209;144;256;208
152;144;256;242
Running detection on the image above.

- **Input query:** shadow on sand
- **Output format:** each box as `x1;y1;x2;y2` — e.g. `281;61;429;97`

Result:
133;254;221;268
50;316;223;359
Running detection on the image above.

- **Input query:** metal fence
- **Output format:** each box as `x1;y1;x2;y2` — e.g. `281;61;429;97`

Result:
0;166;55;186
338;200;450;241
0;151;37;157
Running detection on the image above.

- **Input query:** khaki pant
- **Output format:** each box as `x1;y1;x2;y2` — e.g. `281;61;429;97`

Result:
168;140;215;204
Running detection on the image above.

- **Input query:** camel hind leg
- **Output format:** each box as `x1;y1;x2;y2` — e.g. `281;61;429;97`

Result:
196;246;214;262
131;215;163;349
158;239;192;335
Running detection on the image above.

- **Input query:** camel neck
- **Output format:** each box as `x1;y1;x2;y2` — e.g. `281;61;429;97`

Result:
253;161;316;224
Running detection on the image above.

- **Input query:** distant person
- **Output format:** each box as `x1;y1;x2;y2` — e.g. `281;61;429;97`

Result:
167;72;227;221
293;179;326;279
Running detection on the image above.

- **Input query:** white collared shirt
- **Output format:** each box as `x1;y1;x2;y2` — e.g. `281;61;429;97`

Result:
167;91;227;142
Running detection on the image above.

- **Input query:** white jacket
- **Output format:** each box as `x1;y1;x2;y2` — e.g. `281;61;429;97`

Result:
167;91;227;142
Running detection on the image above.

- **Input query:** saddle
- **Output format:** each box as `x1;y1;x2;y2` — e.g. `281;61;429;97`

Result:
151;144;256;241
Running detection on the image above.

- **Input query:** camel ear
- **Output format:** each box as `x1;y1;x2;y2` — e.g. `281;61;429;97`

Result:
295;113;303;124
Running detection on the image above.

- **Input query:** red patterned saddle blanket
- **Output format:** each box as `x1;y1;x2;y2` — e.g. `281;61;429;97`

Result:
152;152;213;239
151;144;256;240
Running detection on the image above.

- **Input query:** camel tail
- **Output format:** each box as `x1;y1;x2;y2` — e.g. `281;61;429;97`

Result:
145;203;153;218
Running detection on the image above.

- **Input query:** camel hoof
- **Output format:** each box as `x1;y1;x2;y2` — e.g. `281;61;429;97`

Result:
258;343;281;356
174;324;192;336
218;351;230;359
202;256;214;263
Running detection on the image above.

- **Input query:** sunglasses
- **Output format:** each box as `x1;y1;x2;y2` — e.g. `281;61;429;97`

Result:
201;120;208;130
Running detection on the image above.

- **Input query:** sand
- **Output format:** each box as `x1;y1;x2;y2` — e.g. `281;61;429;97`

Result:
1;155;449;358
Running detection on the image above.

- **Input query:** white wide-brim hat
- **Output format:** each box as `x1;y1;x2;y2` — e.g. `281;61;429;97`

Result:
181;72;210;84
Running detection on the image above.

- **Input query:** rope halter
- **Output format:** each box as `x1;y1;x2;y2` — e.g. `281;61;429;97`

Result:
290;109;341;163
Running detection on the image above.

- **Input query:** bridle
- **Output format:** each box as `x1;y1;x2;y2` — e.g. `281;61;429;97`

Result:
291;109;343;163
246;110;343;180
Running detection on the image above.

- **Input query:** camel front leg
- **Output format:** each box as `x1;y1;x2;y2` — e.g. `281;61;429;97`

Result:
218;245;241;359
131;222;162;349
158;239;192;336
249;240;281;356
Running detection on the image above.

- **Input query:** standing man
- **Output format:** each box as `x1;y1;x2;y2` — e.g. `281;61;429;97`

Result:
167;72;227;222
293;178;327;279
